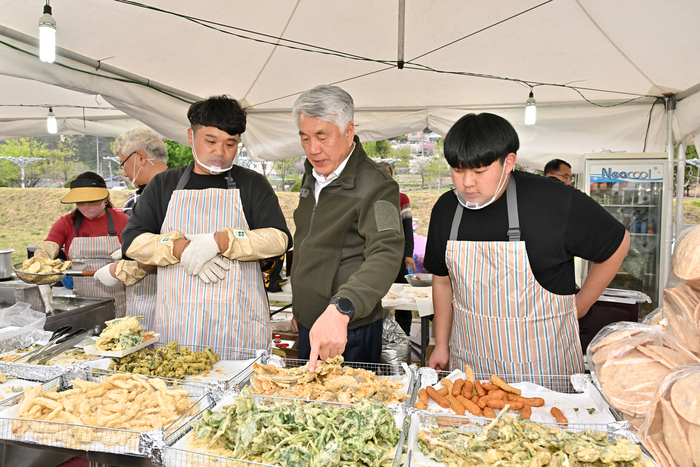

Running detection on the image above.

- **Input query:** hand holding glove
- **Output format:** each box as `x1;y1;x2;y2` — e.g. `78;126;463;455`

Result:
180;233;219;275
196;256;231;284
110;248;122;261
94;264;120;287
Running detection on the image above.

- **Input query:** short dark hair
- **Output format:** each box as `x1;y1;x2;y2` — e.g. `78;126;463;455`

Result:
443;113;519;169
543;159;571;175
187;95;246;136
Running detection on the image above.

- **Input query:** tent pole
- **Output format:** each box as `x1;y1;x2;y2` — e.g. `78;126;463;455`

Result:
676;140;686;233
397;0;405;69
662;98;676;300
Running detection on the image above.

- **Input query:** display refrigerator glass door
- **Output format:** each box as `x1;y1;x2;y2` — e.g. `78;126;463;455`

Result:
588;161;663;316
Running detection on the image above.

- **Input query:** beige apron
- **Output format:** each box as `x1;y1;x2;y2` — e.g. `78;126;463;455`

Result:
148;165;270;352
69;210;127;318
446;177;584;381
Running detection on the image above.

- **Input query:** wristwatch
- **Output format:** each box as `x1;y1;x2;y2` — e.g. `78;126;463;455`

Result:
330;297;354;321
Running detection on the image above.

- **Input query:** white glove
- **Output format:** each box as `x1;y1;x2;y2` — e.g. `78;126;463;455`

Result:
196;256;231;284
180;233;220;275
94;264;120;287
110;248;122;260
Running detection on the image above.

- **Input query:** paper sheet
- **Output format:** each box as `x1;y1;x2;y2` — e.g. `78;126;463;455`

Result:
420;369;616;425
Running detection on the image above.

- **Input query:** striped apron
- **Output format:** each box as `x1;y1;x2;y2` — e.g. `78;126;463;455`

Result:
125;273;157;319
446;177;584;378
68;210;127;318
149;165;270;350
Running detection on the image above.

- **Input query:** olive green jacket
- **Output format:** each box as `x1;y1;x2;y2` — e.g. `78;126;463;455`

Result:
291;137;404;331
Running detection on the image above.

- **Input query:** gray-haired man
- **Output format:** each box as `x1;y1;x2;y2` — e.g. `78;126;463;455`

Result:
290;85;404;371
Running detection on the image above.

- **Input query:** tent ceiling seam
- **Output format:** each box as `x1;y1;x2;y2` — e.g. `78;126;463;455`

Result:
574;0;657;91
242;0;301;103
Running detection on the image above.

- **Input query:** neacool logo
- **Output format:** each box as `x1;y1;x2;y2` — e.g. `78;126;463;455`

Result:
601;168;653;179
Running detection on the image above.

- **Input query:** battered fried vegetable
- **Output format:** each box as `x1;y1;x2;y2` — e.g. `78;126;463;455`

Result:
108;341;220;379
418;416;655;467
189;395;401;466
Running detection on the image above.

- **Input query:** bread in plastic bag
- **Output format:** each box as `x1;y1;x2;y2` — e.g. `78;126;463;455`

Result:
588;322;699;418
672;225;700;281
639;364;700;467
663;281;700;355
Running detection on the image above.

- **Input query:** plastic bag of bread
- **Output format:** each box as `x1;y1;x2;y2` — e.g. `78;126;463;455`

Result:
663;281;700;355
639;364;700;467
671;225;700;282
588;322;700;420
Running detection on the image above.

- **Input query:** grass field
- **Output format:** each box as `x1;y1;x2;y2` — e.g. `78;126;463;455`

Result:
2;184;700;266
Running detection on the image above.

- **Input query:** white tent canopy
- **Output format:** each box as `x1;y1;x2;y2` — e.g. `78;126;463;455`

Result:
0;0;699;171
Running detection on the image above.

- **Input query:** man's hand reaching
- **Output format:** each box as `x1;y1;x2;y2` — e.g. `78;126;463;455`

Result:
307;304;349;372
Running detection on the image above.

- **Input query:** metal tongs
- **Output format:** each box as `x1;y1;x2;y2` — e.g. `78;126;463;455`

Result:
15;325;72;363
27;325;101;364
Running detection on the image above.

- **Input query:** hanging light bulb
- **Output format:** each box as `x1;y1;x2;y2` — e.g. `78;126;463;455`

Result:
47;107;57;134
524;88;537;125
38;1;56;63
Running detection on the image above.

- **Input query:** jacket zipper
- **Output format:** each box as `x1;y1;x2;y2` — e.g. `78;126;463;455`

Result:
297;180;339;252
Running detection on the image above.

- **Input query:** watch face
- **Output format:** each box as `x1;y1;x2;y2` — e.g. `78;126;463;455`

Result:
333;297;353;314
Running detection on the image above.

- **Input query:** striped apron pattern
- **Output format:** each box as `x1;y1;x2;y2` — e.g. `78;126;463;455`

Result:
446;177;584;380
69;235;127;318
125;273;157;319
150;166;270;351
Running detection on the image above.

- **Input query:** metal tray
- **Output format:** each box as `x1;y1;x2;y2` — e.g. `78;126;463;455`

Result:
162;393;407;467
90;345;265;398
236;356;416;406
0;372;212;457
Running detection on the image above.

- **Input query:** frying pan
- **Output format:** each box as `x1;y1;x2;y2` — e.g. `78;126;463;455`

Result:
13;262;96;286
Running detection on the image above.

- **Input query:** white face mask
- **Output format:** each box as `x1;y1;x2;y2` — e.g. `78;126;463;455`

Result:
191;143;236;175
454;162;509;210
126;157;154;188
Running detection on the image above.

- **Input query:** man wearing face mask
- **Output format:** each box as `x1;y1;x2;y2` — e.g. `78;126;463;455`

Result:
34;172;131;316
120;95;291;349
425;113;630;376
93;126;168;318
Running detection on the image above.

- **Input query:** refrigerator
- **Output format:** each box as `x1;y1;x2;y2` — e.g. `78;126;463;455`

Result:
583;153;671;317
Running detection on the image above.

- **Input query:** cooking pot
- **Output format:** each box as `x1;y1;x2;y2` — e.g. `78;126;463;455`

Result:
0;249;14;280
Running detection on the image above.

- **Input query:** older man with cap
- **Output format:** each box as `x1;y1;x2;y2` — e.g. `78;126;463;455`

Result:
290;85;404;371
93;126;169;318
120;95;291;350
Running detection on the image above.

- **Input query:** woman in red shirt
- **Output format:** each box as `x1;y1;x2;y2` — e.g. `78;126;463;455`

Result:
34;172;129;316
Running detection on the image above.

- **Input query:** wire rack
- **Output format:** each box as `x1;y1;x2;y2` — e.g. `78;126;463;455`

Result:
433;370;577;393
163;394;407;467
0;372;212;456
92;345;265;396
236;356;414;406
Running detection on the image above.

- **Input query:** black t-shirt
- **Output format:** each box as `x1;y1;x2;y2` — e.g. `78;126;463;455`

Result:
424;171;626;295
121;164;292;256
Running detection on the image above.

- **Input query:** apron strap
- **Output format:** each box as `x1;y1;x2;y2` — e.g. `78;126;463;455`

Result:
174;163;237;190
449;175;521;242
505;176;521;242
73;209;115;236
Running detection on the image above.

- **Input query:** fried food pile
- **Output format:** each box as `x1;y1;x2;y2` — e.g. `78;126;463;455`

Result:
418;416;655;467
19;257;71;274
16;374;190;430
249;355;407;404
94;316;155;351
109;342;220;379
189;395;401;466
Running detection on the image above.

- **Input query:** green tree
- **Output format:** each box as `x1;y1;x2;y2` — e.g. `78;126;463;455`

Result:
0;138;54;187
164;140;193;168
674;144;699;197
362;140;392;159
272;158;299;191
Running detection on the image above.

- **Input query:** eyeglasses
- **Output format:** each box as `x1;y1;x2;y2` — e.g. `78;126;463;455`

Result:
119;151;137;167
549;172;572;181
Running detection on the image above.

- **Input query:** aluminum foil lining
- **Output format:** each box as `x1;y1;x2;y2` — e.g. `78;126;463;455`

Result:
0;329;51;354
140;428;165;464
63;362;91;385
570;373;591;393
418;366;438;386
205;380;227;403
0;361;64;382
267;354;285;368
606;420;634;443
